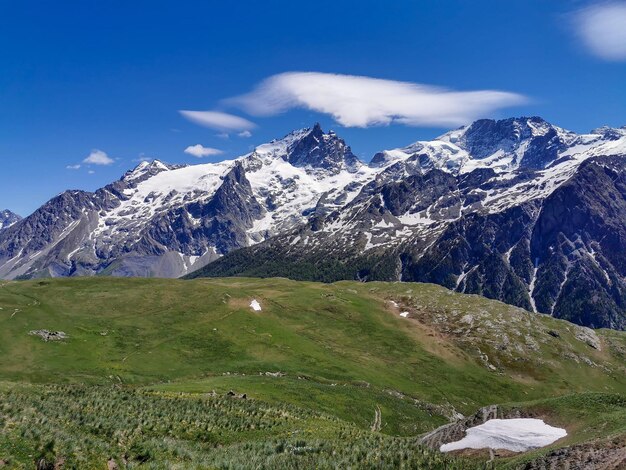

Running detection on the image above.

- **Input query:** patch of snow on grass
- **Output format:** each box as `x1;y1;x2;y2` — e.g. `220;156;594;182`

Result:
440;418;566;453
250;299;262;311
400;311;409;318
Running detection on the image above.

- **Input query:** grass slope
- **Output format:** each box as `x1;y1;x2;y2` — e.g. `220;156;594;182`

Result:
0;277;625;467
0;383;473;469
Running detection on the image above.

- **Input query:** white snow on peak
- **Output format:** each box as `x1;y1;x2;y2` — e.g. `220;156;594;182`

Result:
122;159;173;183
94;160;235;243
376;119;626;177
100;119;626;257
440;418;567;453
244;151;376;238
91;125;378;254
102;120;626;249
253;127;314;158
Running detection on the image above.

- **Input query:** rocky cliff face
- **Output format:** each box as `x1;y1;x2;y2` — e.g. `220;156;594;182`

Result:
287;123;361;173
530;157;626;328
3;117;626;329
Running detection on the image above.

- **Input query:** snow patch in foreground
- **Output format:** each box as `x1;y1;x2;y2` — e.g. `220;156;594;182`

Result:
400;311;409;318
440;418;566;453
250;299;262;311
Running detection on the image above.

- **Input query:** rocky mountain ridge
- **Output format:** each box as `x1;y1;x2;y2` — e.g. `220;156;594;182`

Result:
0;123;369;279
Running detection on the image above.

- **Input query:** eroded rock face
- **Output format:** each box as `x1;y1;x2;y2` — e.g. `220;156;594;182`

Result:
530;158;626;329
287;123;360;174
461;117;565;168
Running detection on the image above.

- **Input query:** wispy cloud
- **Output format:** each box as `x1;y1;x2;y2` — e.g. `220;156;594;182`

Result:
83;149;114;165
66;164;81;170
184;144;224;158
134;154;155;163
227;72;527;128
238;130;252;138
179;110;256;131
572;2;626;61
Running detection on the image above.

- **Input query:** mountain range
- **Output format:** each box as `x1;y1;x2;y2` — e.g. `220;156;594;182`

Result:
2;117;626;330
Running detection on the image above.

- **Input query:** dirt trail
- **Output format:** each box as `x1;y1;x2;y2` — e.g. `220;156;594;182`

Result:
371;405;381;432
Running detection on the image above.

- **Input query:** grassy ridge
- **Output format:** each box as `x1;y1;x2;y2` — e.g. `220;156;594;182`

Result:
0;277;625;467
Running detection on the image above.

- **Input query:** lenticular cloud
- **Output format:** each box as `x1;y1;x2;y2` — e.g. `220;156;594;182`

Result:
179;110;256;131
228;72;527;128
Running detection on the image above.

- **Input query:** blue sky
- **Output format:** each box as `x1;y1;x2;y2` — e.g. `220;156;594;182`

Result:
1;0;625;216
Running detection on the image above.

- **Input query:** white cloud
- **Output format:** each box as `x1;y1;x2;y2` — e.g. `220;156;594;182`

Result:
573;2;626;61
238;130;252;138
216;132;230;139
88;170;95;174
227;72;527;128
83;149;114;165
184;144;224;158
66;164;81;170
179;110;256;131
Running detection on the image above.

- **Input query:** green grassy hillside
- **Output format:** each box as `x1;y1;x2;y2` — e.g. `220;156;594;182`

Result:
0;383;473;469
0;277;624;468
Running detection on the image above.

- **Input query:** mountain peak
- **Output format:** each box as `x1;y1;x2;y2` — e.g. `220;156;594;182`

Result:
434;116;568;170
0;209;21;230
590;126;626;141
373;116;590;175
311;121;323;134
252;124;361;174
453;117;553;155
122;159;175;184
285;124;361;173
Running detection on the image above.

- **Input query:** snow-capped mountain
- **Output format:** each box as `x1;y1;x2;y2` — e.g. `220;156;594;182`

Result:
0;123;374;279
2;117;626;329
0;210;21;230
190;117;626;330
